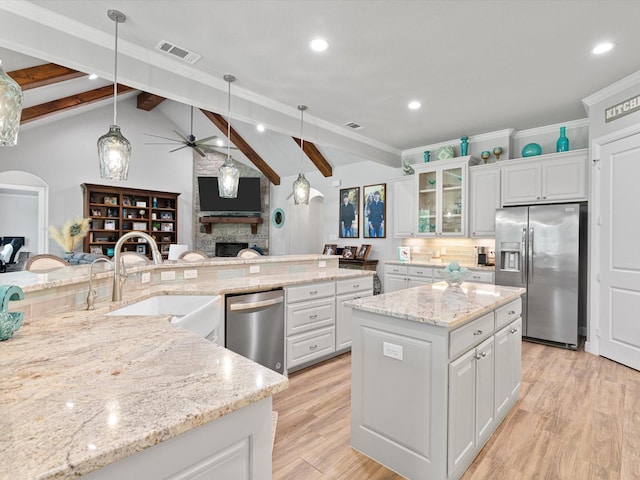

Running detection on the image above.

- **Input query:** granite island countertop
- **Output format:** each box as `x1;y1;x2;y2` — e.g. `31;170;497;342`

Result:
0;303;288;479
346;281;525;329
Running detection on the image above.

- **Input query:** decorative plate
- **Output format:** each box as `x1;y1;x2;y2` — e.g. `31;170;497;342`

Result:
436;145;454;161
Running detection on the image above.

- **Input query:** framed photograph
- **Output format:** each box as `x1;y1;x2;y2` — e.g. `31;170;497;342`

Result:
103;196;118;205
161;223;174;232
136;245;146;254
339;187;359;238
160;212;173;220
162;235;172;243
398;246;411;262
161;244;170;254
342;246;357;259
91;208;101;217
104;220;116;230
363;183;386;238
356;244;372;260
122;197;131;206
107;207;118;218
136;201;147;208
322;244;337;255
90;246;103;255
133;221;147;230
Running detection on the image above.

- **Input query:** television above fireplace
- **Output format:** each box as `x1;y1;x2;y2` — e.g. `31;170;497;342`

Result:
197;177;261;215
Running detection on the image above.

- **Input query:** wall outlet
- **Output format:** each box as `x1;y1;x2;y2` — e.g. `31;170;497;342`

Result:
250;265;260;274
383;341;403;361
441;247;447;255
160;270;176;281
141;272;151;284
413;246;421;253
319;260;327;268
184;269;198;279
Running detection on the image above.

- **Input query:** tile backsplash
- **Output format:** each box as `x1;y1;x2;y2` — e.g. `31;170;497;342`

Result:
400;238;496;267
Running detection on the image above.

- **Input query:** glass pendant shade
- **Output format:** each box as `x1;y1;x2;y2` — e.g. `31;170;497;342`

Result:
98;125;131;180
0;61;23;147
293;173;311;205
218;159;240;198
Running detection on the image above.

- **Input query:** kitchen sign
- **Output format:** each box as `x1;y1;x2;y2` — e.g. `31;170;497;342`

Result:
605;94;640;122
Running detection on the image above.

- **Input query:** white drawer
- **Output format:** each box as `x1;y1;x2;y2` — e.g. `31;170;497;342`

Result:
287;326;336;368
286;281;335;303
467;271;495;284
407;265;433;278
449;312;495;359
286;298;335;336
496;298;522;329
336;276;373;295
385;264;408;275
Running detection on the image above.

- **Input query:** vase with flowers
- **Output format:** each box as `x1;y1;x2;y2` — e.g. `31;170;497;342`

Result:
49;218;90;254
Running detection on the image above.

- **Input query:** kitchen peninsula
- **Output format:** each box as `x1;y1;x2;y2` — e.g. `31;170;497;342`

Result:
347;281;525;480
0;254;372;479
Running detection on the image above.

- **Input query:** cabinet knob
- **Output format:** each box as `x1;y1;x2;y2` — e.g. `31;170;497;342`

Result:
508;310;516;315
537;197;541;200
473;330;483;336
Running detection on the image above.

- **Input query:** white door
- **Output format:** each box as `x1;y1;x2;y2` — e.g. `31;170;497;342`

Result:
599;134;640;370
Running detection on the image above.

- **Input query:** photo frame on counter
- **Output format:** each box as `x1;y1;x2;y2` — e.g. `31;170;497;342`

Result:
363;183;386;238
322;244;337;255
339;187;359;238
356;244;372;260
342;246;357;259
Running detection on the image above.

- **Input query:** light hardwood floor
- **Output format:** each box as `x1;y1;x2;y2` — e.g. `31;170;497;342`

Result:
272;341;640;479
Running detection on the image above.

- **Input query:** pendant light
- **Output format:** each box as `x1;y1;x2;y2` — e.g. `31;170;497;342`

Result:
97;9;131;180
0;58;23;146
292;105;311;205
218;74;239;198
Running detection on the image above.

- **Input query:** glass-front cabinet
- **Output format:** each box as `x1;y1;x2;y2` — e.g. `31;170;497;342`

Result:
414;156;478;237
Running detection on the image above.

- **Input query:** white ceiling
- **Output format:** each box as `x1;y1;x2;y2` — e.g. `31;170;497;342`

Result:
1;0;640;174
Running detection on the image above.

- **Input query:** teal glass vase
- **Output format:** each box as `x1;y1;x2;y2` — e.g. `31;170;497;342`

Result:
460;136;468;156
556;126;569;152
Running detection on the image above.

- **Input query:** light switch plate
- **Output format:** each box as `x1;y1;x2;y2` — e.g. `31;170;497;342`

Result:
383;341;403;361
441;247;447;255
141;272;151;284
160;271;176;281
184;269;198;279
250;265;260;274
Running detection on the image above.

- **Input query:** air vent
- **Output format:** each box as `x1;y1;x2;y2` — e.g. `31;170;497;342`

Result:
155;40;202;64
344;121;365;131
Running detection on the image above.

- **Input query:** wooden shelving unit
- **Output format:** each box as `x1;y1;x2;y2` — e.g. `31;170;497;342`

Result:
82;184;180;259
199;216;263;235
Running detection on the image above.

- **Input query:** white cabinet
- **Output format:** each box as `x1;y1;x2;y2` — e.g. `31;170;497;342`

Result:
469;165;501;237
414;157;479;237
501;149;588;205
384;264;433;292
448;336;495;476
494;317;522;422
392;176;416;237
335;277;374;351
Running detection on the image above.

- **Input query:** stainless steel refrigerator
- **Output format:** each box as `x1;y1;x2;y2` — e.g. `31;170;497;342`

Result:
495;203;587;349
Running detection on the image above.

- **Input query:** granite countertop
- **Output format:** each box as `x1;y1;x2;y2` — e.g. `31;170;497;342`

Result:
0;307;288;479
346;282;525;329
385;260;496;271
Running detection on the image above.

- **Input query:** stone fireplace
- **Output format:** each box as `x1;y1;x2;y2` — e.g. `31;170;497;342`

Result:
215;242;249;257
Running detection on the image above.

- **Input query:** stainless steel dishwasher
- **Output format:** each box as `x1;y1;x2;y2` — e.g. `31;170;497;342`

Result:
225;289;285;374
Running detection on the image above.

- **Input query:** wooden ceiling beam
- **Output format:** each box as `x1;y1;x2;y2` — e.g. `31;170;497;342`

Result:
20;84;135;124
8;63;86;90
137;92;166;111
200;109;281;186
292;137;333;177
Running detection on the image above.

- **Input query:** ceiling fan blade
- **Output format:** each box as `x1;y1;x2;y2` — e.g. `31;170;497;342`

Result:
144;142;186;145
169;145;189;153
194;135;219;145
209;145;240;151
172;130;190;143
193;146;206;157
144;133;182;142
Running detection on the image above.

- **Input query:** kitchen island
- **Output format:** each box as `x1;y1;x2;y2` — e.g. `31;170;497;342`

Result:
347;281;526;480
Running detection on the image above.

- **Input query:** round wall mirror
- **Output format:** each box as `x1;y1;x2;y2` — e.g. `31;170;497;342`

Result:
272;208;285;228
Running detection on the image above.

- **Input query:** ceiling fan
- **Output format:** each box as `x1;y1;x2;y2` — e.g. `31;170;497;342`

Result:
145;105;235;157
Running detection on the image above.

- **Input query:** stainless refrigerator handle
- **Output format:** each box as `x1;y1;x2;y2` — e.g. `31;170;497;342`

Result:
521;228;527;284
229;296;284;311
529;226;534;284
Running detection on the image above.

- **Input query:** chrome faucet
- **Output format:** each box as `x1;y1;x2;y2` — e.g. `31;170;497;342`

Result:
112;231;162;302
86;257;113;310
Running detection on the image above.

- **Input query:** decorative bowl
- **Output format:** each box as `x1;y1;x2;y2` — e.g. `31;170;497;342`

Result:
439;268;471;286
436;145;454;161
521;143;542;157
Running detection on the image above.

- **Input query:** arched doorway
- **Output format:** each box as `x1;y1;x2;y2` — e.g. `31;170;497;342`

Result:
287;188;324;255
0;171;49;254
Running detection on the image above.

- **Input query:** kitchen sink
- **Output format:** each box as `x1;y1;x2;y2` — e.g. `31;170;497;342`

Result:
106;295;221;340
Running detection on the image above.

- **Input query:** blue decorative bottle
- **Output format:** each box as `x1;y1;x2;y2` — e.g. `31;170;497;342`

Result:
460;136;469;156
556;126;569;152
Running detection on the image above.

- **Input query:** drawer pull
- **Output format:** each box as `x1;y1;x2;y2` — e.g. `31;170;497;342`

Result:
309;344;318;350
508;310;516;315
309;314;318;320
473;330;483;336
309;290;318;295
353;284;360;288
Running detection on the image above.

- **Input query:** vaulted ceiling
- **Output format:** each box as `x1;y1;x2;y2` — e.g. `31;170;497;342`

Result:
1;1;640;180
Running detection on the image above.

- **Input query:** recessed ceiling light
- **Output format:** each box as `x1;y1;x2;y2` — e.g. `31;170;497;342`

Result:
88;74;98;80
592;42;615;55
310;38;329;52
408;101;421;110
256;124;265;132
